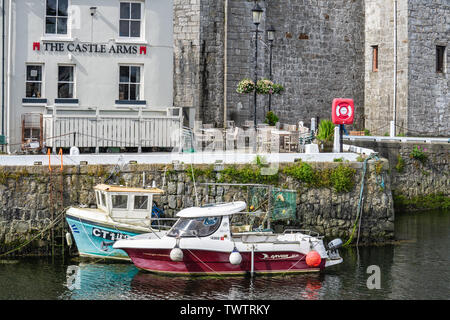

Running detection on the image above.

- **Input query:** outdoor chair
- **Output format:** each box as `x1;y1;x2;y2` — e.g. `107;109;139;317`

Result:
226;120;235;128
194;130;209;151
226;126;239;150
286;132;299;152
257;128;272;153
287;124;297;132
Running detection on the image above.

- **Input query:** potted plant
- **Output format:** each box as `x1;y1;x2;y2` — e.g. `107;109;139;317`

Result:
316;119;335;152
264;111;279;126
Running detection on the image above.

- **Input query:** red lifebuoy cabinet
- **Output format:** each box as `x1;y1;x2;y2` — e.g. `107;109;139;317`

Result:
332;98;354;125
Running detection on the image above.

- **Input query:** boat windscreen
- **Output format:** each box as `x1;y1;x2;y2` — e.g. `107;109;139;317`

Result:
167;216;222;238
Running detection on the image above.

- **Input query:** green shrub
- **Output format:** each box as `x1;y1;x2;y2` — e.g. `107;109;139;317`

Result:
283;162;356;193
330;165;356;193
254;155;268;168
317;120;335;142
264;111;279;126
282;161;315;185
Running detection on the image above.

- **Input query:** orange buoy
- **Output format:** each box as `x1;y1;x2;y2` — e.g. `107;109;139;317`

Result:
306;250;322;267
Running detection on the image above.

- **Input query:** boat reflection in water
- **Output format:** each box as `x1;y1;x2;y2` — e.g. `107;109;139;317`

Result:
130;270;335;300
61;263;139;300
61;261;334;300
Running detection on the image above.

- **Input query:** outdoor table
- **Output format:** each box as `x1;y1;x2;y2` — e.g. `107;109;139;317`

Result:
270;130;292;152
202;128;224;150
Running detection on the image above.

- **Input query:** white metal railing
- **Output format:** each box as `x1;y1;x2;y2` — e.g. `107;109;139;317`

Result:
43;108;183;150
343;135;449;144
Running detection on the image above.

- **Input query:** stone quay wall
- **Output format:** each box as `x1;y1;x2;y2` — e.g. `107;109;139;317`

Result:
0;158;396;256
349;140;450;210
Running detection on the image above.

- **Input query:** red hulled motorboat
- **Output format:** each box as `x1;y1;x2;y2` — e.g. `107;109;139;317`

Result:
113;201;343;276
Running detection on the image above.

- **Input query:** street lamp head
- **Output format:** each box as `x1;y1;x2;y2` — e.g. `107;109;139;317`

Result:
251;3;264;26
267;26;276;42
90;7;97;16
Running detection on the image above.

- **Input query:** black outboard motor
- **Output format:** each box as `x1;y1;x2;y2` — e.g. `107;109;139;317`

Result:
328;238;343;251
327;238;343;259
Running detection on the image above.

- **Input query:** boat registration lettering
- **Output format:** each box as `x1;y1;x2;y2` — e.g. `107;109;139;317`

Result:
210;235;227;241
92;227;130;241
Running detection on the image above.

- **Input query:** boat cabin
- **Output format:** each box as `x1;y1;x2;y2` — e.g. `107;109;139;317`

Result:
94;184;165;223
166;201;266;240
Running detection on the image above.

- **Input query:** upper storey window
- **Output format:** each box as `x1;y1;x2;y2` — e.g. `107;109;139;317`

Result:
372;46;379;72
119;2;142;38
436;46;446;73
46;0;68;35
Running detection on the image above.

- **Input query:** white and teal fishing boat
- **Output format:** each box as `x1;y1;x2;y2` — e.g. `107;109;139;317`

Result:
66;184;173;261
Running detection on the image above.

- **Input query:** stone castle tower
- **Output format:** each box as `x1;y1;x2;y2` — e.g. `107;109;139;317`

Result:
173;0;449;136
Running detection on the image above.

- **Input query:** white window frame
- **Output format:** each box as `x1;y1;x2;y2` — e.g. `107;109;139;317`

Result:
111;194;129;210
57;64;76;99
25;64;44;98
133;195;150;211
118;1;145;40
118;64;143;101
44;0;70;38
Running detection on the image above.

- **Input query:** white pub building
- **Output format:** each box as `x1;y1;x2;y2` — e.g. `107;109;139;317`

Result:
0;0;182;153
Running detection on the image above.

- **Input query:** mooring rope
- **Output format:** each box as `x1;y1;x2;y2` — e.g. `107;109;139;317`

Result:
0;207;69;257
343;153;382;247
185;248;222;276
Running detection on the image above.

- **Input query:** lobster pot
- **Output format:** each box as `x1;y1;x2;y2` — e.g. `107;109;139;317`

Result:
271;188;297;221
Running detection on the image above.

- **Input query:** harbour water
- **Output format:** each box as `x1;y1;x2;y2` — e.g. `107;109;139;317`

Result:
0;209;448;300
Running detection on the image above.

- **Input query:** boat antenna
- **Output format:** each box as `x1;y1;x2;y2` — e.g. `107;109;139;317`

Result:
142;171;145;188
190;162;199;207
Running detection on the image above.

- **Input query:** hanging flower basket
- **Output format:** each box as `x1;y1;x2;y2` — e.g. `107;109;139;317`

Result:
237;78;285;95
272;83;285;94
256;79;274;94
236;78;256;94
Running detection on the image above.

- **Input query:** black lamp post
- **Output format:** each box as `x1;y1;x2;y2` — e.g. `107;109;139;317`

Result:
267;26;275;112
251;2;263;128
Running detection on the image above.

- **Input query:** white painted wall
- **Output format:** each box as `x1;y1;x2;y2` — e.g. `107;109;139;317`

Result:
1;0;174;151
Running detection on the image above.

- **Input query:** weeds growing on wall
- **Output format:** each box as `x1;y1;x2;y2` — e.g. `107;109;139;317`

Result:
395;155;405;172
282;161;356;193
282;161;316;186
375;160;384;175
409;145;427;164
0;168;31;184
185;164;279;185
329;165;357;193
394;192;450;210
